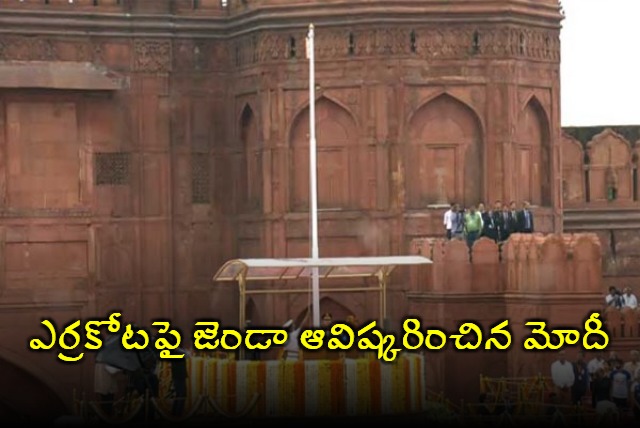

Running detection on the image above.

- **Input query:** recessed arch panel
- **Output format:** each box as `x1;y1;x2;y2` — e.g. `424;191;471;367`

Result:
561;134;585;204
289;96;358;210
406;93;483;208
517;97;551;206
239;104;262;211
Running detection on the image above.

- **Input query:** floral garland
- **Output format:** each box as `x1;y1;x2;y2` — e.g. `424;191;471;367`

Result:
191;358;207;408
407;355;417;412
264;361;279;416
279;361;296;416
235;361;247;414
217;359;228;410
380;359;393;414
244;361;259;417
344;358;358;415
157;355;428;418
356;359;370;414
205;359;217;400
304;360;319;416
317;361;332;416
294;361;306;415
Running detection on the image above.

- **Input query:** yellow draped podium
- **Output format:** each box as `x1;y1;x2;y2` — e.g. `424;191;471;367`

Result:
159;354;427;418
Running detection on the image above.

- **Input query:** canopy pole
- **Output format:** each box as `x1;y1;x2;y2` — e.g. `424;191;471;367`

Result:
239;275;246;360
377;271;388;326
307;23;321;328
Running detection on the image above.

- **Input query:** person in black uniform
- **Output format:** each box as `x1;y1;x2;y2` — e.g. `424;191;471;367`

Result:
171;350;189;416
479;202;498;242
492;200;505;242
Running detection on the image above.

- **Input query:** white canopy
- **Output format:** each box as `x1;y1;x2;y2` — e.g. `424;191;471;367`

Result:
212;256;432;282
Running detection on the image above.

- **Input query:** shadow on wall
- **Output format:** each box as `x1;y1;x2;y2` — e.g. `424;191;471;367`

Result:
0;356;68;423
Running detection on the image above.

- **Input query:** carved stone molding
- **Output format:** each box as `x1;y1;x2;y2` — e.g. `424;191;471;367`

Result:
133;39;172;73
232;25;560;68
0;36;57;61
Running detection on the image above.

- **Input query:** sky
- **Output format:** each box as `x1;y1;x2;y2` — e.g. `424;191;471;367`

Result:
560;0;640;126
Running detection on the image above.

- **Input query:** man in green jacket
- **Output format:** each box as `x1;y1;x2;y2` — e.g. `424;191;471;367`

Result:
464;205;483;249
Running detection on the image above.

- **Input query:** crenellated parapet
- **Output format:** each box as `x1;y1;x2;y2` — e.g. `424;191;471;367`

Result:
408;233;602;295
604;306;640;340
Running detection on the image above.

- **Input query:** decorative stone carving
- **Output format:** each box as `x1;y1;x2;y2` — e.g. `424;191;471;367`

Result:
0;36;57;61
231;25;560;69
257;33;287;62
133;39;172;73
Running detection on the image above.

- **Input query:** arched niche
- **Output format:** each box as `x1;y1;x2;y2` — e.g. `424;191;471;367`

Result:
586;129;632;202
289;96;358;211
561;133;585;204
0;355;67;422
245;297;260;325
406;93;483;208
239;104;262;211
516;97;552;206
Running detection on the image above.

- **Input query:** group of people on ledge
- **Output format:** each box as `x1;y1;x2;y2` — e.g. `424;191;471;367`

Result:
443;200;534;248
550;350;640;420
605;286;638;310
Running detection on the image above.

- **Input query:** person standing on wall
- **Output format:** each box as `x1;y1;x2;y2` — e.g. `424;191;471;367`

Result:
443;203;456;240
479;202;498;242
282;309;310;361
518;200;534;233
463;205;483;249
492;200;505;242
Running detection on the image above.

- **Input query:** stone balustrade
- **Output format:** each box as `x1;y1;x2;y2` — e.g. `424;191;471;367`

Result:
408;233;602;294
603;306;640;339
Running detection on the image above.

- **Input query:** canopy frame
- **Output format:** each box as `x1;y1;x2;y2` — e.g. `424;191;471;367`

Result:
212;256;432;332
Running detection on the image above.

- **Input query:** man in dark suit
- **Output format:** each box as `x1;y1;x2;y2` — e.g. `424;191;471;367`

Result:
518;201;534;233
502;201;519;240
479;202;498;242
492;200;505;242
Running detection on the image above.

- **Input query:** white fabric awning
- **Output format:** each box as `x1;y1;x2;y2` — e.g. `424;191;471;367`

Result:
213;256;432;282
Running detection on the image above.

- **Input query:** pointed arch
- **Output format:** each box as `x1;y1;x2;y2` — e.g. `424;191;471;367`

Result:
239;103;262;211
561;132;585;204
586;128;633;202
406;93;484;208
517;96;552;206
289;95;359;210
0;350;68;421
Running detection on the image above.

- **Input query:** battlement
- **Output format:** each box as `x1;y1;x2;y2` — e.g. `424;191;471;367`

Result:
604;307;640;341
0;0;227;15
0;0;126;13
0;0;561;20
408;233;602;295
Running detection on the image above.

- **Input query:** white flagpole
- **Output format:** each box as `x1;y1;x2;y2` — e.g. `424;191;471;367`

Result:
307;23;321;328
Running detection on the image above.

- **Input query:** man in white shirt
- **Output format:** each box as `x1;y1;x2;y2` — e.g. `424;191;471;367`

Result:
282;310;309;361
551;351;575;404
622;287;638;309
443;203;457;240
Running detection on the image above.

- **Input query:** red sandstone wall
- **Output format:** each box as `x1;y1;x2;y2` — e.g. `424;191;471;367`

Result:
562;128;640;292
0;0;571;419
407;233;605;402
